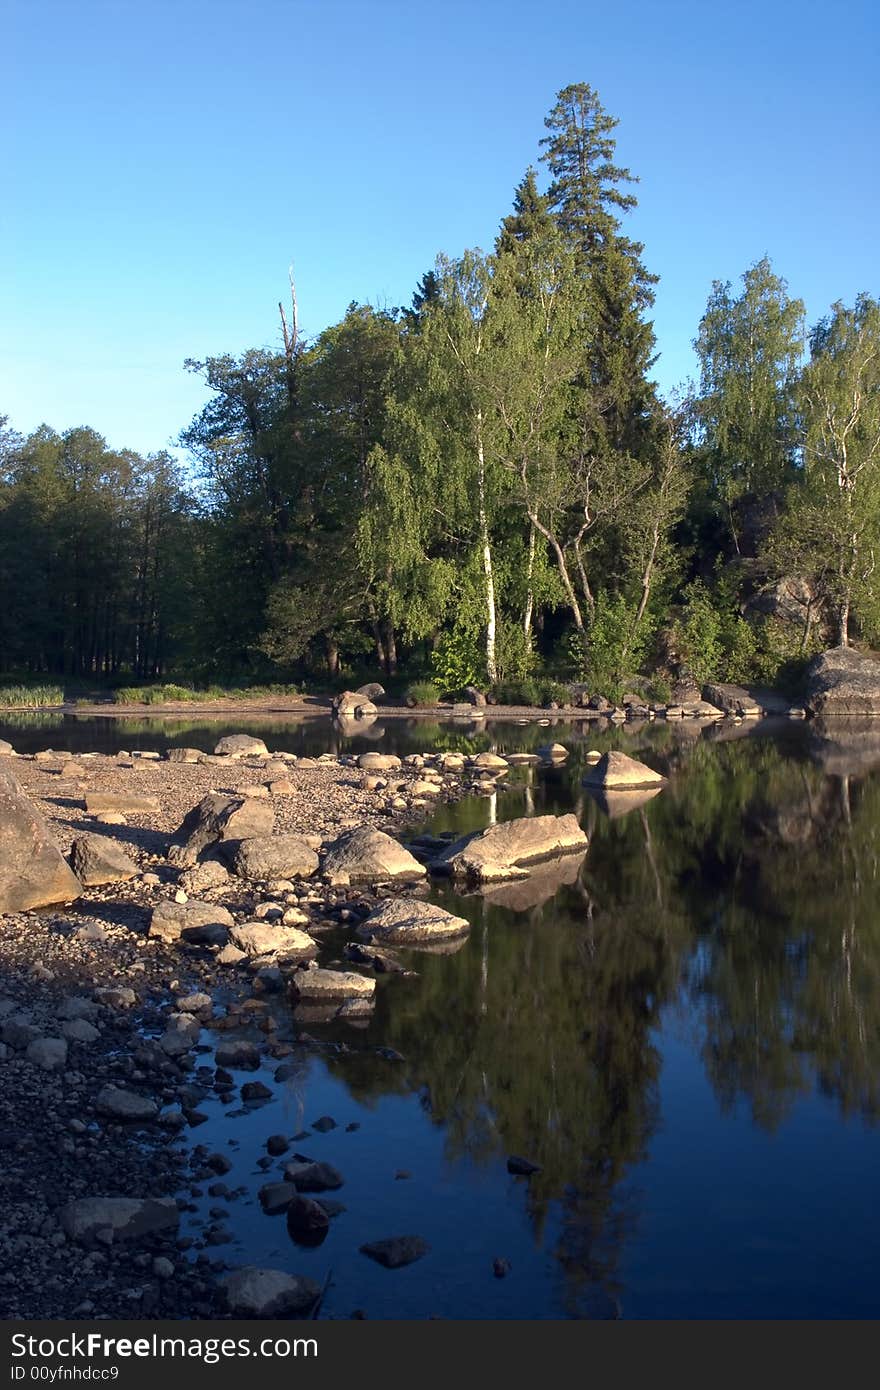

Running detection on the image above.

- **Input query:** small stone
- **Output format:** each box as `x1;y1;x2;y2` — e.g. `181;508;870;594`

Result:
26;1036;68;1071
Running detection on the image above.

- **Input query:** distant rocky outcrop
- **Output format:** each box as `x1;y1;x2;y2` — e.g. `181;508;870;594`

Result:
803;647;880;716
0;767;82;913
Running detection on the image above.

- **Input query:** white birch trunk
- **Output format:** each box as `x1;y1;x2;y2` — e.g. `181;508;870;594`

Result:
477;410;497;684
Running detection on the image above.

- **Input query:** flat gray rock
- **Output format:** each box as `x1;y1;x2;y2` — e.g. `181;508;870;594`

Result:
581;750;666;790
149;899;234;945
431;814;587;882
229;922;318;960
358;897;470;946
222;1266;320;1318
59;1197;179;1243
322;825;425;883
95;1085;159;1121
229;835;319;881
84;791;161;815
289;968;375;1002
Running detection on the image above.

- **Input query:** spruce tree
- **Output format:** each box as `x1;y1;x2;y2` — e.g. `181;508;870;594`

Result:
539;82;659;459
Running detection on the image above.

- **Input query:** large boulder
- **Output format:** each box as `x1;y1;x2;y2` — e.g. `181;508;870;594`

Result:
431;814;587;883
229;922;318;961
331;690;377;719
356;752;401;771
355;682;386;702
148;899;234;945
70;834;139;886
59;1197;179;1244
222;1266;320;1318
172;793;274;860
803;647;880;716
227;835;318;881
0;739;14;755
213;734;270;757
0;767;83;913
581;750;666;790
701;683;763;716
358;897;470;946
321;826;426;883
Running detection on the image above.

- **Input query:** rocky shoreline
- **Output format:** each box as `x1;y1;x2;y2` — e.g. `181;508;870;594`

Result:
1;737;574;1320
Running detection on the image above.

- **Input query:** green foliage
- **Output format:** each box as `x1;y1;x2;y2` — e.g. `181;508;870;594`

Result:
674;581;725;687
404;680;441;707
577;594;654;702
112;682;298;705
538;678;572;706
430;629;485;696
0;683;64;707
492;678;541;706
494;618;537;684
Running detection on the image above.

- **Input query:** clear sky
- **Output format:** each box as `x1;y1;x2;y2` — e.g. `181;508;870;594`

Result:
4;0;878;457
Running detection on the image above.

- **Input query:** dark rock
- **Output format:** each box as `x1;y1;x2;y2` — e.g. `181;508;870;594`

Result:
359;1235;430;1268
507;1155;542;1176
69;833;139;886
285;1195;330;1245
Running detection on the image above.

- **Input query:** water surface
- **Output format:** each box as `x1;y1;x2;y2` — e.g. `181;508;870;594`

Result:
6;711;880;1317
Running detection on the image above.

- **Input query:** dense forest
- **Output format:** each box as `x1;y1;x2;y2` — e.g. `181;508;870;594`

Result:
2;83;878;701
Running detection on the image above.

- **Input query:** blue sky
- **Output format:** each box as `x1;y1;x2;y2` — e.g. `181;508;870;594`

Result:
4;0;878;457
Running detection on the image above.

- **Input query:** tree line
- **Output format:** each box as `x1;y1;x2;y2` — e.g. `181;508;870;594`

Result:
2;82;878;695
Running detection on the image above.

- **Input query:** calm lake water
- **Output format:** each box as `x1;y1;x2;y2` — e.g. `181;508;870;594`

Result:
5;711;880;1318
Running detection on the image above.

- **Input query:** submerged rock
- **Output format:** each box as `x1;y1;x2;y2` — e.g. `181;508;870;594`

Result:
431;814;587;882
0;767;83;912
359;1235;430;1268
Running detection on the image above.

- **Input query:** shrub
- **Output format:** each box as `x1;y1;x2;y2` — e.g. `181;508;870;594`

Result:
0;683;64;708
492;679;541;706
405;680;441;708
537;679;571;706
430;630;485;696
